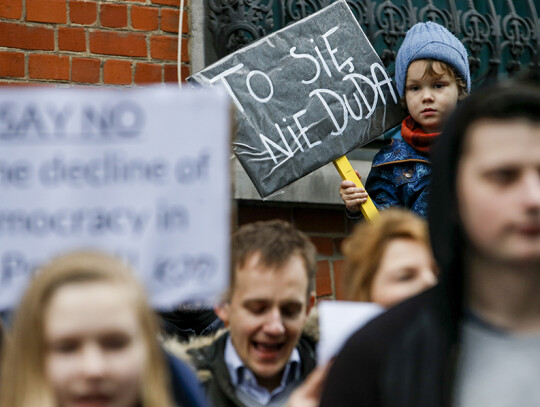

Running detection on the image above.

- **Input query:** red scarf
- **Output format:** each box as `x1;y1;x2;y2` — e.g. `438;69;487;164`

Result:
401;116;440;154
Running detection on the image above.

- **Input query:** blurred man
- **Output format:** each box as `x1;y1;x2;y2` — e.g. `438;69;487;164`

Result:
319;75;540;407
187;220;317;407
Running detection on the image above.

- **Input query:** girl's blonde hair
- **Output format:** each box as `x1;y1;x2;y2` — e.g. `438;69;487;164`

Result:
0;251;174;407
341;208;430;302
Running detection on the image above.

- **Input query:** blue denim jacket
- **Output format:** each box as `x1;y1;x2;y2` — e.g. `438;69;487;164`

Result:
364;128;431;218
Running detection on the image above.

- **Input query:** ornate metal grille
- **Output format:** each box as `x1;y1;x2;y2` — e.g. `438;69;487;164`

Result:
206;0;539;87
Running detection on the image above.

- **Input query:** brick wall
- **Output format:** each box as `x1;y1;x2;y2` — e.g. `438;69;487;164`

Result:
0;0;190;86
237;200;353;301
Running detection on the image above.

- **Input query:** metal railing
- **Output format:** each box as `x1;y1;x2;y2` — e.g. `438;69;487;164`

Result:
206;0;539;88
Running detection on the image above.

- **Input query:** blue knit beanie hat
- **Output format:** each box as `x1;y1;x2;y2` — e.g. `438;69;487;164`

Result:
395;21;471;97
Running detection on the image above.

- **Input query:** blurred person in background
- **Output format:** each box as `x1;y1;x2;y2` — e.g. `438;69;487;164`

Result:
0;251;208;407
285;208;437;407
319;75;540;407
341;208;437;308
166;220;318;407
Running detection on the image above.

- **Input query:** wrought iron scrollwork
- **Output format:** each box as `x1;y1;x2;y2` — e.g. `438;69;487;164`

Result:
207;0;540;86
208;0;275;57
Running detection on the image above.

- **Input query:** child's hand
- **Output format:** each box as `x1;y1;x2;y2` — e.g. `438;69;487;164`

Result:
339;171;368;214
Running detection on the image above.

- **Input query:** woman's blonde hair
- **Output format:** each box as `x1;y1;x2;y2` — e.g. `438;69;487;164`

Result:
0;251;174;407
341;209;430;302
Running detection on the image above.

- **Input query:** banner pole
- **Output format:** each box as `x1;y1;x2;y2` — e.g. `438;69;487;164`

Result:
333;155;379;222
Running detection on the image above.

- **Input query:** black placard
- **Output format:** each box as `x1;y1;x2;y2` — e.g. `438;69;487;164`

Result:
188;0;405;198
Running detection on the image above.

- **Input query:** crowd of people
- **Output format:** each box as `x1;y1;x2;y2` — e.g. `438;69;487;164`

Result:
0;20;539;407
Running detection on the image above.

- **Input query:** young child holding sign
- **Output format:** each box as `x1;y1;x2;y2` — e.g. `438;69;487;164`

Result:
340;21;470;218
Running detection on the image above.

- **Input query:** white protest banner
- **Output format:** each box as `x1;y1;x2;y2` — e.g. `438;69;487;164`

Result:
318;301;383;365
188;0;404;198
0;86;231;311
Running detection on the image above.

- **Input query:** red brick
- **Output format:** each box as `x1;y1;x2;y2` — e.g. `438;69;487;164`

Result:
150;35;179;61
0;0;23;19
29;54;69;80
316;260;332;297
90;31;146;57
237;203;292;226
125;0;145;2
58;26;86;52
161;8;179;33
179;37;188;62
100;3;127;28
26;0;66;23
333;259;346;300
161;9;188;34
310;237;334;256
0;21;54;50
131;5;159;31
151;0;179;6
179;64;190;82
293;207;346;234
164;64;178;83
103;59;132;85
181;10;188;33
134;62;162;84
165;64;190;83
69;0;97;25
71;57;100;83
0;52;25;78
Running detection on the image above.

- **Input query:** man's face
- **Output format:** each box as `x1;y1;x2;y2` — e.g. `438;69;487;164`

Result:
457;119;540;266
405;60;460;133
217;252;313;390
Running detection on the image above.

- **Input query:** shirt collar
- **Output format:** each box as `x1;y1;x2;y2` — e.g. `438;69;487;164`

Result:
224;334;301;388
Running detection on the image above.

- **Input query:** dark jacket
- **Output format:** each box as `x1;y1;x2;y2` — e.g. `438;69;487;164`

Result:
321;86;484;407
318;287;455;407
322;78;540;407
185;331;317;407
165;352;211;407
365;133;431;218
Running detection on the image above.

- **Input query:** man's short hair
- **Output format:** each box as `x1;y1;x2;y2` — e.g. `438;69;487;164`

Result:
229;220;317;299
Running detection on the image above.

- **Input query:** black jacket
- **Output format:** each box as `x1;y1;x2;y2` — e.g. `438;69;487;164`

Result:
319;89;470;407
319;287;455;407
320;77;540;407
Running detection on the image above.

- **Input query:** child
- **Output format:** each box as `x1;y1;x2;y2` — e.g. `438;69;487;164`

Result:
340;21;470;218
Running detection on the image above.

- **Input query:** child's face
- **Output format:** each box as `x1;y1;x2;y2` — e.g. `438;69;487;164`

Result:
45;282;146;407
405;60;460;133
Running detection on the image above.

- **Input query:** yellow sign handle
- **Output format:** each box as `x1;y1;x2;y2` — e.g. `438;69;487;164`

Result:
333;155;379;222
